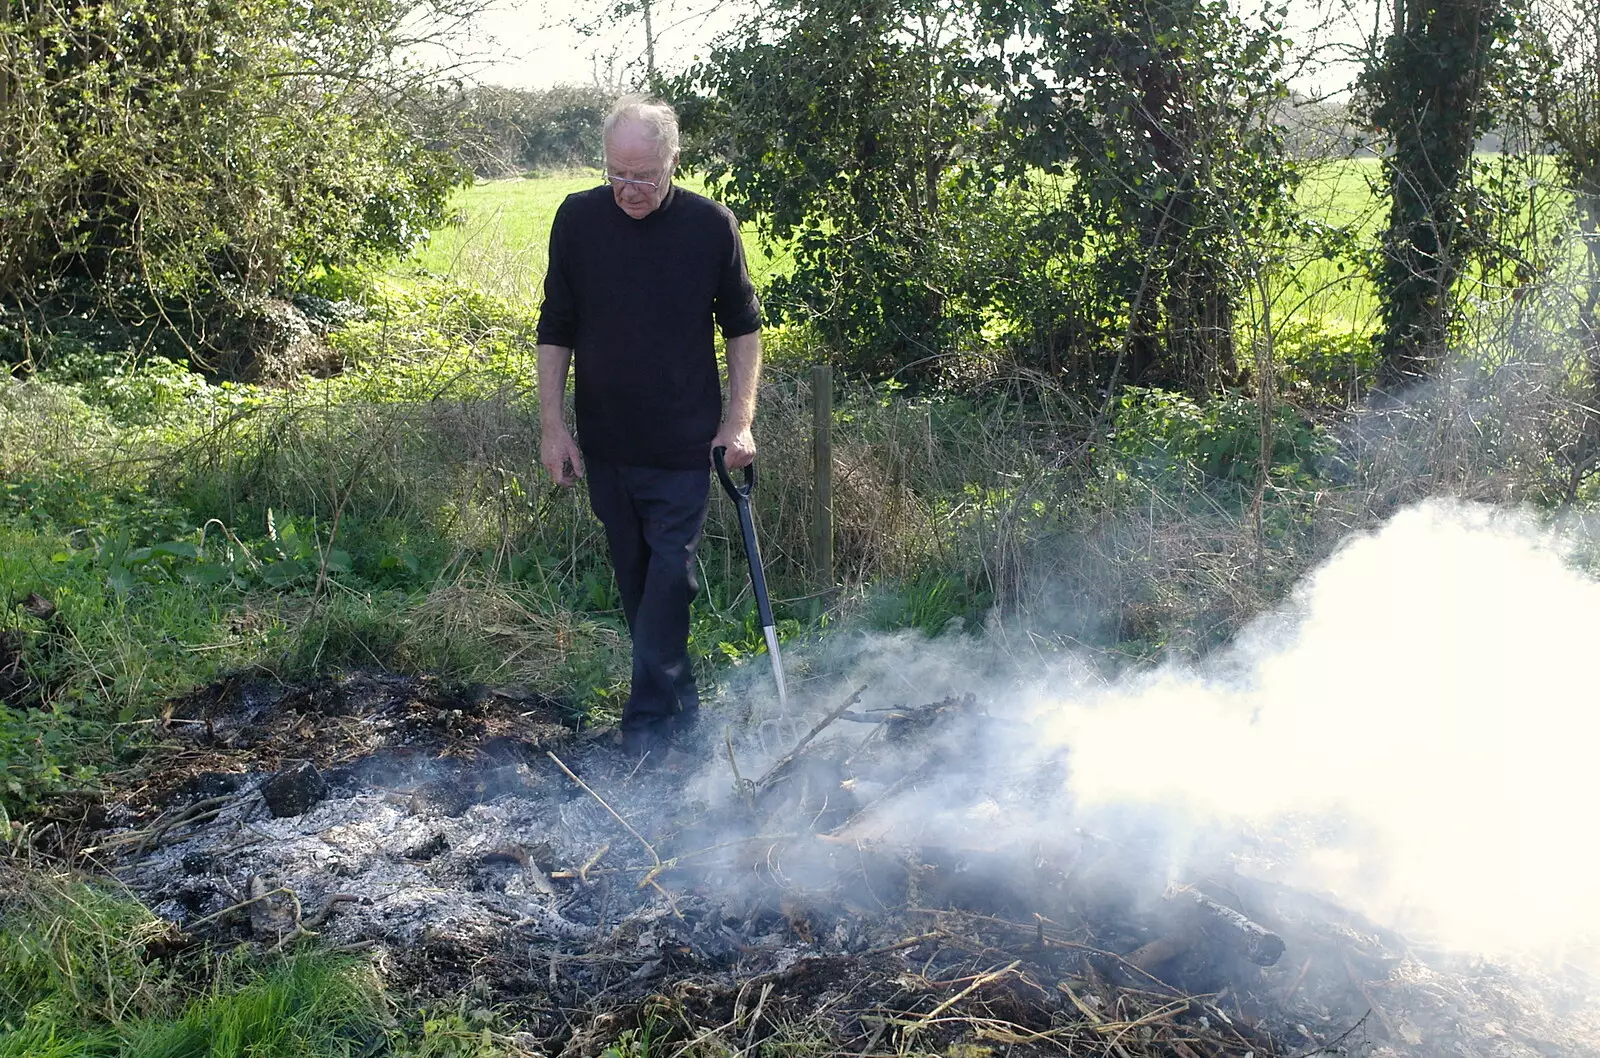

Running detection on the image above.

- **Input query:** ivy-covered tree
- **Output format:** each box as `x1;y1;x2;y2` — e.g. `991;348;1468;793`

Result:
0;0;472;308
1362;0;1518;389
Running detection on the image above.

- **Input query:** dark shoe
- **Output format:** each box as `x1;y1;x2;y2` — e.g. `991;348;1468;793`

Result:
621;725;666;760
668;706;701;739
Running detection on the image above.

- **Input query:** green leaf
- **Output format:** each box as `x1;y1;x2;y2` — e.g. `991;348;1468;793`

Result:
181;563;232;586
261;558;310;587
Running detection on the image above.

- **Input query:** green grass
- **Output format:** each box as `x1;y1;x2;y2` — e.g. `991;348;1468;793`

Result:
0;867;526;1057
0;868;383;1057
0;500;258;807
0;956;389;1058
121;956;389;1058
1274;156;1385;331
403;172;596;305
0;870;175;1031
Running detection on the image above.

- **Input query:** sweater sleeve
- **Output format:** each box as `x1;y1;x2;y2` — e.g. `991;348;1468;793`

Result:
536;197;579;348
714;208;762;339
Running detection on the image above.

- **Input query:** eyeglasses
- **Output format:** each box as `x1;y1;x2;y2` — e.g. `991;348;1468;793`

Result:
604;172;665;192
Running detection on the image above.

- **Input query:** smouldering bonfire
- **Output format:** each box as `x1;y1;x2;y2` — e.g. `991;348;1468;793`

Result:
82;670;1600;1058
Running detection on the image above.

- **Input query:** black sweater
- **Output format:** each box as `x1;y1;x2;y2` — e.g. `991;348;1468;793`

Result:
536;185;762;470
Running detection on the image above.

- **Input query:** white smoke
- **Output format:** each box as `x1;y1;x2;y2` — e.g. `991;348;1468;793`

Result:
709;498;1600;964
1031;498;1600;961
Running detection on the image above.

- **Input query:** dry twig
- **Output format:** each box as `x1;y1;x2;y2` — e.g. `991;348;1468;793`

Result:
546;750;680;917
186;885;294;930
917;959;1021;1025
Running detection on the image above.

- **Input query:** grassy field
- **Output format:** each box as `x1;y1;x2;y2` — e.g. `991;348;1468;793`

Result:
1276;156;1386;329
405;156;1565;341
404;170;793;305
405;160;1391;343
1273;153;1578;335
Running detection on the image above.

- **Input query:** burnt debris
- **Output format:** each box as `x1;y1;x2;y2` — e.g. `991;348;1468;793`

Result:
82;671;1600;1058
260;760;328;818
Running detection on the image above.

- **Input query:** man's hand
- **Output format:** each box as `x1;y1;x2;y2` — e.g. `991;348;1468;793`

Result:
542;428;585;486
711;424;756;469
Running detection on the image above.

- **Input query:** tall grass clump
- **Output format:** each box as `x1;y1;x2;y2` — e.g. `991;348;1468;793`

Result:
0;867;177;1032
120;955;388;1058
0;865;391;1058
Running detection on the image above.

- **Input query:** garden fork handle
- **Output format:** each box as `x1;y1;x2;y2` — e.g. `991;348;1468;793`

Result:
712;446;787;715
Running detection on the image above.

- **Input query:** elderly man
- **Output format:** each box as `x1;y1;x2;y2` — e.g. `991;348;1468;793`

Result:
536;97;763;758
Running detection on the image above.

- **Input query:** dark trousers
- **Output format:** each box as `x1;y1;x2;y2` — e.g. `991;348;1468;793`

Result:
585;460;710;734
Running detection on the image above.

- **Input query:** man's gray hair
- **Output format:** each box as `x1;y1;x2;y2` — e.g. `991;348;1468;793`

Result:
604;96;681;162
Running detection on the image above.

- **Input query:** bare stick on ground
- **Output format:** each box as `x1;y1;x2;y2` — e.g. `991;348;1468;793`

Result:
546;750;680;916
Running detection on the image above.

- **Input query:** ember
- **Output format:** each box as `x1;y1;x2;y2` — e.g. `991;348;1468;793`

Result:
91;671;1600;1058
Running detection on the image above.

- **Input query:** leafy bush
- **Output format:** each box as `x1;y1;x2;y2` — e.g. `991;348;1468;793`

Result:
684;0;1295;390
1107;387;1329;490
1274;320;1380;402
0;0;468;307
682;0;1003;382
0;706;102;810
39;356;223;429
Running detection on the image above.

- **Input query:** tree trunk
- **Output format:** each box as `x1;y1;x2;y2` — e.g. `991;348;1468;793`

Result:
642;0;656;84
1373;0;1500;391
1130;34;1239;395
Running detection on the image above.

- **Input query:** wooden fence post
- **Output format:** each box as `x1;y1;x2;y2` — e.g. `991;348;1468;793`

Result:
811;364;833;616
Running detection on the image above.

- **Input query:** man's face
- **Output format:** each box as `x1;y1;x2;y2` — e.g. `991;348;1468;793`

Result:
605;121;676;220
